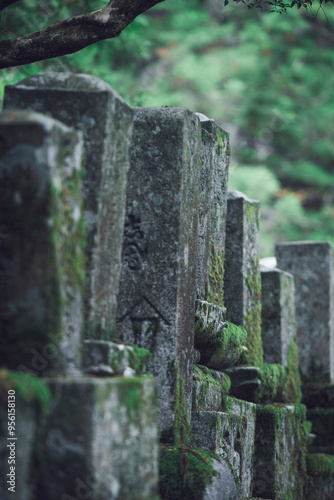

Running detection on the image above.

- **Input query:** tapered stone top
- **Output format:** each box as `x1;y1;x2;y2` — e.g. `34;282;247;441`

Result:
4;73;134;340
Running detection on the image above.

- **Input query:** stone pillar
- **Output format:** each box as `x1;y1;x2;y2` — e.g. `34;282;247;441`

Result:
261;266;296;367
195;113;229;304
224;189;263;365
0;111;84;375
276;241;334;383
116;107;201;437
4;73;133;340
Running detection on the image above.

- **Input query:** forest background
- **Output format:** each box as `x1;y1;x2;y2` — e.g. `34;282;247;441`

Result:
1;0;334;257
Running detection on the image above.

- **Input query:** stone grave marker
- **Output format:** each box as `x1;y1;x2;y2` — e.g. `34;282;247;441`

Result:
0;111;84;375
4;73;133;339
116;107;201;437
195;113;229;304
224;189;263;365
261;266;296;367
276;241;334;383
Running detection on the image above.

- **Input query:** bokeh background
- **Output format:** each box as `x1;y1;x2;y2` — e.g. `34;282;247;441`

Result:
1;0;334;256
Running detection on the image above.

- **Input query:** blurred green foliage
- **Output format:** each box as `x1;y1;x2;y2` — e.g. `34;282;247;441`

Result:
1;0;334;256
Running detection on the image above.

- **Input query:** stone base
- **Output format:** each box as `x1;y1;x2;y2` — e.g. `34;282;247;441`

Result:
252;404;308;500
83;340;151;376
307;454;334;500
37;377;159;500
192;365;230;412
192;397;256;498
307;408;334;454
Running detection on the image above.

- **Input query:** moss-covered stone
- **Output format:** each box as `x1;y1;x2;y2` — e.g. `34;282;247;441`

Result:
206;246;225;307
0;111;84;375
224;190;263;367
192;365;231;411
253;403;308;500
198;322;247;370
307;453;334;476
194;299;227;345
241;259;263;366
284;341;302;403
0;369;51;416
174;366;192;446
38;376;159;500
307;454;334;500
159;444;218;500
302;383;334;408
307;408;334;454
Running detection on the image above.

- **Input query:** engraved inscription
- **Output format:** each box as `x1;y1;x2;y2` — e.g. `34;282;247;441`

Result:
123;212;146;270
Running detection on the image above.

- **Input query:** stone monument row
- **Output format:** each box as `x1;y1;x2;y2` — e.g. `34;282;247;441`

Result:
0;73;333;500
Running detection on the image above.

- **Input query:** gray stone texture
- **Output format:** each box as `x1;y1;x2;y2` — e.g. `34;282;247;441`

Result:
0;111;84;375
276;241;334;383
192;398;256;498
83;340;150;376
252;404;307;500
195;113;229;303
307;459;334;500
195;299;227;345
4;73;134;340
261;266;296;366
192;365;231;412
37;377;159;500
0;398;36;500
203;458;241;500
224;189;263;365
116;107;201;435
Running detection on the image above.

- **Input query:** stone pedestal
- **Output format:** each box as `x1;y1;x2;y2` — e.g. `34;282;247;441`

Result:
38;377;159;500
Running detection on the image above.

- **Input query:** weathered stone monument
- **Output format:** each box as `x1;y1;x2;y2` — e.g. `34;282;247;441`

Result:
276;241;334;383
261;266;296;367
0;111;84;375
195;113;229;305
116;107;201;438
224;189;263;365
4;73;133;339
1;72;330;500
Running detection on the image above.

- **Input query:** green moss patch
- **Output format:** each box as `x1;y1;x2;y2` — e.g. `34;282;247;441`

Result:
174;365;191;446
0;369;51;415
284;341;302;403
193;365;231;410
159;444;218;500
206;246;225;307
257;363;286;403
130;345;152;374
199;321;247;370
307;453;334;476
242;259;263;366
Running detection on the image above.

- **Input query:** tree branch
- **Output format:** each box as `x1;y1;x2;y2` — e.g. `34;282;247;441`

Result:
0;0;165;69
